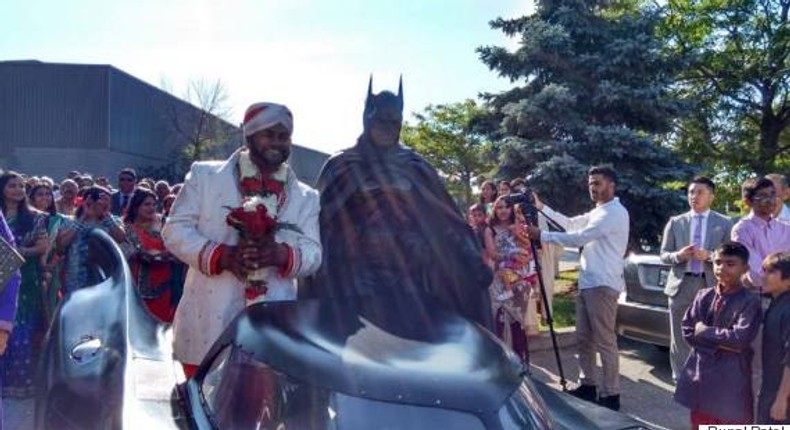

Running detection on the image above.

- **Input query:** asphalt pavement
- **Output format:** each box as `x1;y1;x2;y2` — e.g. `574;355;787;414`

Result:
535;248;690;429
530;336;689;430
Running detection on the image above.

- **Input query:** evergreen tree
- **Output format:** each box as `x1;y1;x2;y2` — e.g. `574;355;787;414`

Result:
478;0;693;249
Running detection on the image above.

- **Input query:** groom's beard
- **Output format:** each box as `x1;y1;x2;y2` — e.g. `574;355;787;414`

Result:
250;144;290;169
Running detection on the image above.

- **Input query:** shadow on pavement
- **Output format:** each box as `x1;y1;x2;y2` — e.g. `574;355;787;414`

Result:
617;341;675;386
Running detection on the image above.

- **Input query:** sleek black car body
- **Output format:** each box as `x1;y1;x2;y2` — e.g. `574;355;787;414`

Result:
37;230;656;429
616;254;671;348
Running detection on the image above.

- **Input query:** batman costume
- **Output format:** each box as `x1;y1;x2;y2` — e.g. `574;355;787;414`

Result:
301;78;493;329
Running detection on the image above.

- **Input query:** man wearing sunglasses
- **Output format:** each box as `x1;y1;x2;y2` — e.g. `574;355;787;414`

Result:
733;177;790;293
731;176;790;412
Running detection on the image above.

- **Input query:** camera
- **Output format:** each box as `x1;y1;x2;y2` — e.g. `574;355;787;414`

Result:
503;190;539;228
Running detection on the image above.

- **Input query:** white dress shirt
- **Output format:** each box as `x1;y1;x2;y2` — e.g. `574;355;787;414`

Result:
540;197;630;292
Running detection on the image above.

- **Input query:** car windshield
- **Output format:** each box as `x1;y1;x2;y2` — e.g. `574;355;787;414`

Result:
201;346;552;430
201;346;330;430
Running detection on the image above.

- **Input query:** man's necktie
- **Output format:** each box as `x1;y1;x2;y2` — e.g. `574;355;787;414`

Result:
121;195;129;212
690;214;703;274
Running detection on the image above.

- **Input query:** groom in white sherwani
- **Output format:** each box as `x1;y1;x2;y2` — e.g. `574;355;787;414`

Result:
162;102;322;376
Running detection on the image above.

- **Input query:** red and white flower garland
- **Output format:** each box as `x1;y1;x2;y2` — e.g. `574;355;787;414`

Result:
227;149;290;304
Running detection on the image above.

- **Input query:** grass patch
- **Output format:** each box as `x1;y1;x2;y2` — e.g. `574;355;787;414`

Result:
545;294;575;328
557;269;579;284
538;269;578;330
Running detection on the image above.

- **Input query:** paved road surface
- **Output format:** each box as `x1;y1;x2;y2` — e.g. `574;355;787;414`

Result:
530;337;688;430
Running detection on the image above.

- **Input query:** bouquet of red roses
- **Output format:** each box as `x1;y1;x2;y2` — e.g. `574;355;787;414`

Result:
225;204;278;242
225;150;301;303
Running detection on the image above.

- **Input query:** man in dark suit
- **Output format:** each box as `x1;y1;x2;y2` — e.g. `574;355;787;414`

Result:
111;167;137;216
660;176;732;381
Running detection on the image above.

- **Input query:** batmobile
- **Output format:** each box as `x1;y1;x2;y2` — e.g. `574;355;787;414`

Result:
37;229;657;429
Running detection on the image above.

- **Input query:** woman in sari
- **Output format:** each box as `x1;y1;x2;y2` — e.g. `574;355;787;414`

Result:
123;188;181;322
0;209;21;429
483;196;537;364
0;171;48;398
57;186;126;295
28;183;71;322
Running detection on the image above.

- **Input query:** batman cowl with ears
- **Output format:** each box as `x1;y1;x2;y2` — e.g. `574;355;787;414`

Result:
300;77;493;330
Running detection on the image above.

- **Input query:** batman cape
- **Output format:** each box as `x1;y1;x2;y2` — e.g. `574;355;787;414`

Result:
300;130;493;330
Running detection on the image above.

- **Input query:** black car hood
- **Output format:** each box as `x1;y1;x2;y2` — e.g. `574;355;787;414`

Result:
37;229;184;430
531;380;656;430
204;293;523;415
198;294;660;430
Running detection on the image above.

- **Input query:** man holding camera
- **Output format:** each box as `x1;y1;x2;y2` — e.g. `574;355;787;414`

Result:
526;165;629;411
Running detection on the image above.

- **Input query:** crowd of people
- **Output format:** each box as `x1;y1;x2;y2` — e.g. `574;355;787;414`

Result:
0;167;186;407
467;178;563;365
466;171;790;425
468;167;630;411
0;85;788;428
664;175;790;425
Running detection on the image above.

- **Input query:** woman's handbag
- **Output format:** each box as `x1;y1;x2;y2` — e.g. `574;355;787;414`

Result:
0;235;24;294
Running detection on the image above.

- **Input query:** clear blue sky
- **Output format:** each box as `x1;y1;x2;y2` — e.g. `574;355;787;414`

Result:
0;0;533;154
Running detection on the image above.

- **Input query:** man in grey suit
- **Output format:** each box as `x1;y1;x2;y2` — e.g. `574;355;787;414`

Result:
660;176;732;381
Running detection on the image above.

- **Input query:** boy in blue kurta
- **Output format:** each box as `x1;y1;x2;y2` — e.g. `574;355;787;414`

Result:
757;252;790;424
674;241;762;425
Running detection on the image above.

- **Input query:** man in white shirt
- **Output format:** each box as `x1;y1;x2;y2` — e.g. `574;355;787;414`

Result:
766;173;790;224
659;176;732;382
526;165;629;411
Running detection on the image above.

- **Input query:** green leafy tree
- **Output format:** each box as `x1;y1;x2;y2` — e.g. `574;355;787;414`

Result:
478;0;694;249
663;0;790;174
402;100;496;208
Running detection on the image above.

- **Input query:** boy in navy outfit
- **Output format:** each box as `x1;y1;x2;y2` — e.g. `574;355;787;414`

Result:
757;252;790;424
674;242;762;425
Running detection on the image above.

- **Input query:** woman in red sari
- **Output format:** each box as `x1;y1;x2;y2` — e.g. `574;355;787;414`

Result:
123;188;180;322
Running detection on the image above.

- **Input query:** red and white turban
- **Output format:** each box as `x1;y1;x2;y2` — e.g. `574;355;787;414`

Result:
242;102;293;137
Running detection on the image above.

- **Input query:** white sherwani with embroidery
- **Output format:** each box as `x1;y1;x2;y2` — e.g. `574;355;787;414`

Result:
162;149;321;365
